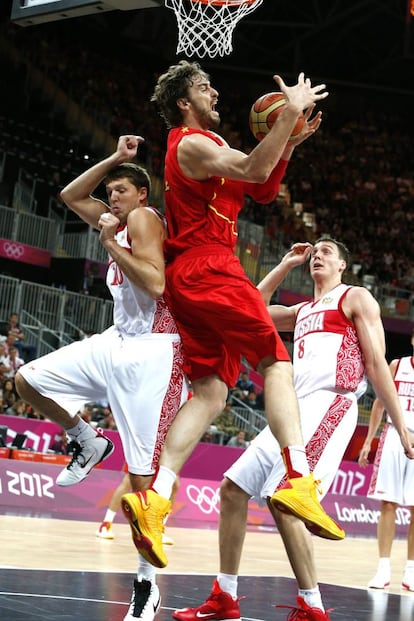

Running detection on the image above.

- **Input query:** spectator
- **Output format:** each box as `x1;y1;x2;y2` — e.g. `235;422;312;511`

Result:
50;429;78;455
242;390;260;410
215;401;239;442
2;379;17;410
4;398;29;417
0;344;11;384
200;428;215;443
6;313;37;362
233;370;254;398
3;347;25;379
226;429;248;449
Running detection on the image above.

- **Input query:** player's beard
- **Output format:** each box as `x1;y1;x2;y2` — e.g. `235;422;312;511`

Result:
192;100;220;130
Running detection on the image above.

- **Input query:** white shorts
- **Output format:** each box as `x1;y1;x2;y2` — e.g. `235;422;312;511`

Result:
224;389;358;501
19;326;188;475
368;423;414;506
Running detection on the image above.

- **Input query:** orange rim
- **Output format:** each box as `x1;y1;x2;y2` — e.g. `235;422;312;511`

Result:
192;0;258;5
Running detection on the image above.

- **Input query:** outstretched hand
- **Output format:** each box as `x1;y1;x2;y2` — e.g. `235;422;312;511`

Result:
274;72;328;113
289;104;323;147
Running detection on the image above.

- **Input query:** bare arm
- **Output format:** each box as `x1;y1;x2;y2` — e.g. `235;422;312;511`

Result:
60;135;144;228
357;396;386;468
179;73;328;183
257;243;312;331
344;288;414;457
258;242;312;305
98;208;166;299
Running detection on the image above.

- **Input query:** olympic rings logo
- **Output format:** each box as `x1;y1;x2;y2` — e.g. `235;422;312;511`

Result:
3;242;25;259
186;483;221;515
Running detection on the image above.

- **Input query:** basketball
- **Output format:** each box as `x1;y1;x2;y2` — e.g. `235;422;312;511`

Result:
249;92;305;142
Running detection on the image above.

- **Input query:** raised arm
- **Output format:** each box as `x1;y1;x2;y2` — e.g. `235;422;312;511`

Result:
258;242;312;305
258;242;312;332
179;73;328;183
60;135;144;228
345;288;414;458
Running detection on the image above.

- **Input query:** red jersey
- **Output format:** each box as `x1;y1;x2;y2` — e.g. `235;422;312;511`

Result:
164;126;288;262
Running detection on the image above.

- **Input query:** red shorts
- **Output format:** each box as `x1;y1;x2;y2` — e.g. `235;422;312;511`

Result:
165;245;290;387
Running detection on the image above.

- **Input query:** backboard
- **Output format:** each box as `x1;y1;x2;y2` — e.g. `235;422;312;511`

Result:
11;0;163;27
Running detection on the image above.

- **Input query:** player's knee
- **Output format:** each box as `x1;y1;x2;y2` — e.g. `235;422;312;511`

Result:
220;477;247;509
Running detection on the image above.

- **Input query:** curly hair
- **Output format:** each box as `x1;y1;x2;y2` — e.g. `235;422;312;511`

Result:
151;60;210;128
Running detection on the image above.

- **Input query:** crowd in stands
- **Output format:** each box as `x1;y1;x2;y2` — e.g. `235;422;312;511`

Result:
1;19;413;296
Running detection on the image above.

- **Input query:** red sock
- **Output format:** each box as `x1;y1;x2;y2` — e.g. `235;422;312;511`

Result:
281;446;309;479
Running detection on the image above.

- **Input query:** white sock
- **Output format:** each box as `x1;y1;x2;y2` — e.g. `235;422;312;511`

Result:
217;573;238;599
151;465;176;499
103;509;116;523
378;557;391;573
298;587;323;611
66;418;95;442
138;555;157;583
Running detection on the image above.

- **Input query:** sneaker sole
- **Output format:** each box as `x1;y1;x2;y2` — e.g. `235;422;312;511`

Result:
172;611;241;621
271;495;345;541
368;582;390;589
121;496;167;569
401;582;413;591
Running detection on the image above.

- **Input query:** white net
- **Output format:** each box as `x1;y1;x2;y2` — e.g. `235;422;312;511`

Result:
165;0;264;58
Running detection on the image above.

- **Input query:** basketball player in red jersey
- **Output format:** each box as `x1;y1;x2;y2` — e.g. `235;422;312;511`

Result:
171;237;414;620
120;61;346;568
16;135;188;621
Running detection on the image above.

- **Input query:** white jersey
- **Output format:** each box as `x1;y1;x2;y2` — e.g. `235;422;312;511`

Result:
368;357;414;504
106;207;179;336
386;356;414;430
293;283;367;399
19;205;188;477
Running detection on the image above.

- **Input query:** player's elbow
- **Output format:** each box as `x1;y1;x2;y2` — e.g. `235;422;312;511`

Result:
59;187;77;211
59;187;70;206
149;280;165;300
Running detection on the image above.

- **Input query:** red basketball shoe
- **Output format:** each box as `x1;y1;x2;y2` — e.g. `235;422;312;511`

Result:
277;596;333;620
173;580;242;621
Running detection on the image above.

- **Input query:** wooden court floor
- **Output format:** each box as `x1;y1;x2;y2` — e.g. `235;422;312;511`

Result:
1;513;414;620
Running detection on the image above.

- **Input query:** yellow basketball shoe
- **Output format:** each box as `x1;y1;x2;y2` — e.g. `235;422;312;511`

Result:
121;489;171;568
270;473;345;541
96;521;114;540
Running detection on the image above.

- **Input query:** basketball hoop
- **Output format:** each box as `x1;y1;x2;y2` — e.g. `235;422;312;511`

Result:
165;0;264;58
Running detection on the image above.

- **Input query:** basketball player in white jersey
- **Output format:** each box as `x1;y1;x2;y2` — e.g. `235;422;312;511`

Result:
173;237;414;621
15;135;188;621
359;328;414;592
